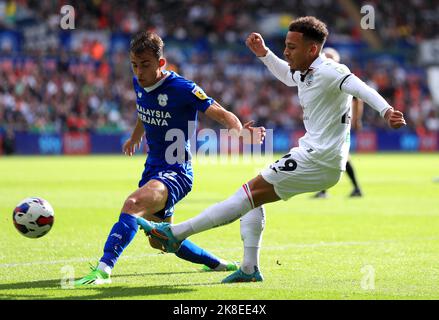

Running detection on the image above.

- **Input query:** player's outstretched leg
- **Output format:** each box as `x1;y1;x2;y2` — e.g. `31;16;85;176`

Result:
138;218;237;271
137;184;255;253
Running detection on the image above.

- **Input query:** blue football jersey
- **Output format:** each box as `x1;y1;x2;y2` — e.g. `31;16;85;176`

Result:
133;71;214;166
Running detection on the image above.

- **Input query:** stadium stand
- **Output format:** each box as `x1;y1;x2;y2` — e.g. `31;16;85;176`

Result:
0;0;438;154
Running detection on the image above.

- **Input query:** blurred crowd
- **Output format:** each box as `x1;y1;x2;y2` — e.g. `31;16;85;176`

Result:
0;0;438;136
0;54;135;134
3;0;435;44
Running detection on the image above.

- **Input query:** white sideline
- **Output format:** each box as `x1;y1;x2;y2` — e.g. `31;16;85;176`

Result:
1;236;437;268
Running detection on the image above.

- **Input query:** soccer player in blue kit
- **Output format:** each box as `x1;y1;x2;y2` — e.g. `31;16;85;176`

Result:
74;31;265;286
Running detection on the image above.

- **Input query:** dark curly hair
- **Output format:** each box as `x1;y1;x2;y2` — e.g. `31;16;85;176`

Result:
130;31;164;59
289;16;328;44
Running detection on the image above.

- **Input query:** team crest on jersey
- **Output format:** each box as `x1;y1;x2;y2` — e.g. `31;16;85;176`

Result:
137;91;142;98
305;73;314;87
192;86;208;100
157;94;168;107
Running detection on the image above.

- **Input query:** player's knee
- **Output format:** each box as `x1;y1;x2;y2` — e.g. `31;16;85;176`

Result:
122;193;164;216
122;197;142;214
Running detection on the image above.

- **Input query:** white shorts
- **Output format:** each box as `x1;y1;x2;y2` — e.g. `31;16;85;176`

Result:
260;147;342;200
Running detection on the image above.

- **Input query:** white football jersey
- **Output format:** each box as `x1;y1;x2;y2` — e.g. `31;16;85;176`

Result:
260;52;356;170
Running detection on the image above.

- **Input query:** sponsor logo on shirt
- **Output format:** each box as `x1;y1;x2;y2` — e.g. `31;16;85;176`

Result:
137;104;171;126
192;86;208;100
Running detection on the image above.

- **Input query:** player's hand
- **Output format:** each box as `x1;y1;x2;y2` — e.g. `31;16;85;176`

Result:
384;108;406;129
246;33;269;57
240;121;266;144
123;136;142;156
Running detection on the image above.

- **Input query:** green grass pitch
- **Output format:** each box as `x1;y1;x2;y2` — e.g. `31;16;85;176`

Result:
0;153;438;300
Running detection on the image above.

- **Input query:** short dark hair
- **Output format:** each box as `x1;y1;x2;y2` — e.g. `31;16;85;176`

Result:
130;31;164;59
289;16;328;44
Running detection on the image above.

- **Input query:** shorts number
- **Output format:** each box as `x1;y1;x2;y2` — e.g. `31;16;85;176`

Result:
158;171;178;181
280;159;297;171
271;154;298;172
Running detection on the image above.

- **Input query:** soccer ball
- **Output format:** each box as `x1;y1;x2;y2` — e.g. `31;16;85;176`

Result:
13;197;55;238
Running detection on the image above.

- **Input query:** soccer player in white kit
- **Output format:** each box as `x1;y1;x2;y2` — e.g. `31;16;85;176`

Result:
314;47;364;198
137;16;407;283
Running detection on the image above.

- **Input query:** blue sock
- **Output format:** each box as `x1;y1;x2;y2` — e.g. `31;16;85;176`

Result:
175;239;221;269
100;213;138;269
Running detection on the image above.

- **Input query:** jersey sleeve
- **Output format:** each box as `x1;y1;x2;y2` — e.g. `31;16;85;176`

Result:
341;74;392;118
185;82;215;112
321;62;392;118
259;50;297;87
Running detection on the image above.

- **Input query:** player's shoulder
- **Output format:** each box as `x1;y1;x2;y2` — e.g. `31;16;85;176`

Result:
167;71;210;101
166;71;196;90
318;58;351;79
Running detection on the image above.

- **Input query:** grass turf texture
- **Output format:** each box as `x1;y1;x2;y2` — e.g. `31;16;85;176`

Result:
0;153;438;300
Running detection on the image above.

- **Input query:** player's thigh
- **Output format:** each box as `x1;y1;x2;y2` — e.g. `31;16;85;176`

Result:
260;149;342;201
246;175;281;208
122;179;168;216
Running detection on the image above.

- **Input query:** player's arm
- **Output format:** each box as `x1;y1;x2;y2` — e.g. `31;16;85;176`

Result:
123;117;145;156
204;101;266;144
351;98;364;131
340;75;406;129
246;33;297;87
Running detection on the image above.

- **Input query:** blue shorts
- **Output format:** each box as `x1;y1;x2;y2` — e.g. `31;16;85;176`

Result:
138;162;193;220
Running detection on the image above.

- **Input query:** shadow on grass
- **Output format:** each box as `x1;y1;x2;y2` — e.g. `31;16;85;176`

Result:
112;271;203;278
0;271;223;300
0;285;194;300
58;285;195;300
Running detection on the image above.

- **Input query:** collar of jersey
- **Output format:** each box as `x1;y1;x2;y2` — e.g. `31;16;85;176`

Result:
143;71;171;93
299;54;327;79
309;54;327;69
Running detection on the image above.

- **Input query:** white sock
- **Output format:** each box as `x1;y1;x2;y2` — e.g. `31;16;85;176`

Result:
171;184;254;240
240;206;265;274
97;261;112;275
